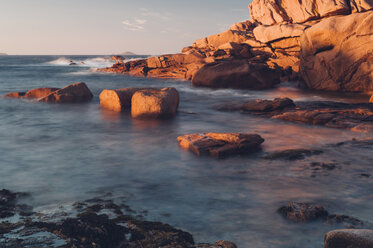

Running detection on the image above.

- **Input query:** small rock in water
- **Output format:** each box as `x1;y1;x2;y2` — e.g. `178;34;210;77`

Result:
324;229;373;248
278;202;329;222
177;132;264;158
309;162;337;171
3;92;26;98
38;82;93;103
241;97;295;112
325;214;364;228
263;149;323;161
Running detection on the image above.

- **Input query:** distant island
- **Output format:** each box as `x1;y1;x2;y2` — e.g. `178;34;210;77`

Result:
120;51;136;56
0;53;8;56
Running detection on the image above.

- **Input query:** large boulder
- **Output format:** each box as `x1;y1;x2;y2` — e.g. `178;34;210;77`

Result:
300;11;373;92
324;229;373;248
131;88;179;118
249;0;350;25
177;133;264;158
192;60;281;89
38;82;93;103
24;87;60;99
99;88;148;112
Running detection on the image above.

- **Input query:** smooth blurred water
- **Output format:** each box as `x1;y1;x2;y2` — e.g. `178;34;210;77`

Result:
0;55;372;247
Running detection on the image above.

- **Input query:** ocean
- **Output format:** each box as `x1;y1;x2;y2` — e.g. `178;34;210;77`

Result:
0;55;372;247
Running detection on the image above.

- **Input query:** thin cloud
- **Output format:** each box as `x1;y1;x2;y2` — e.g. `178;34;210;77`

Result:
140;8;171;20
122;19;147;31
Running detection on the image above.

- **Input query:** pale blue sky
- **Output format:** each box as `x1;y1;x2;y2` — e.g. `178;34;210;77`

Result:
0;0;250;55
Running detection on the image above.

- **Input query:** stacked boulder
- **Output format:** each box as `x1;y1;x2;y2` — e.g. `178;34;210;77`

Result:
99;87;179;119
100;0;373;95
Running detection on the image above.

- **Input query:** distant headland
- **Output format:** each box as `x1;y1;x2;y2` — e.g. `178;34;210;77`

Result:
0;53;8;56
120;51;136;56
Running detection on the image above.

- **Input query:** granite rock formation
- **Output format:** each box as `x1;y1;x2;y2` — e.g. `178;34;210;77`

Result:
100;0;373;95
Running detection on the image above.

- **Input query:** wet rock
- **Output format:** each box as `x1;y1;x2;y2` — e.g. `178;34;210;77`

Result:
99;87;150;112
241;98;295;112
278;202;329;222
0;189;31;219
177;133;264;158
112;55;125;63
3;92;26;98
35;212;128;248
192;60;281;90
272;101;373;132
213;240;238;248
300;11;373;93
263;149;323;161
309;162;337;171
23;87;60;99
370;95;373;103
324;229;373;248
131;87;179;119
38;82;93;103
325;214;364;228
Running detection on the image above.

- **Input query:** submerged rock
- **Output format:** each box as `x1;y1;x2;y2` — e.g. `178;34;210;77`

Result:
241;98;295;112
38;82;93;103
324;229;373;248
278;202;329;222
131;87;179;119
263;149;323;160
177;133;264;158
0;189;31;219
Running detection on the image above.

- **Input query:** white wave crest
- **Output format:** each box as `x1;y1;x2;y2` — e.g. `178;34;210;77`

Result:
47;56;148;69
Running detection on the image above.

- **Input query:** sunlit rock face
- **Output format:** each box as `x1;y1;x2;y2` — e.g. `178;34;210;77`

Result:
38;82;93;103
249;0;350;25
300;11;373;92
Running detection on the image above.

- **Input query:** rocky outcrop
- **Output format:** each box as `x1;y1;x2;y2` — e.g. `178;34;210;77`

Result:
300;11;373;92
324;229;373;248
99;0;373;93
38;82;93;103
249;0;350;25
177;133;264;158
370;95;373;103
131;88;179;118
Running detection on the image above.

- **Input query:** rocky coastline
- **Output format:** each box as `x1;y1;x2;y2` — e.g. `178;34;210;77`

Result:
99;0;373;97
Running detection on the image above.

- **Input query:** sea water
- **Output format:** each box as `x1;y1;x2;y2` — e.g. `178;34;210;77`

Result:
0;55;372;247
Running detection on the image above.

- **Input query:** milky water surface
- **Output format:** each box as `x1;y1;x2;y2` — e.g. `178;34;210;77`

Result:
0;56;372;247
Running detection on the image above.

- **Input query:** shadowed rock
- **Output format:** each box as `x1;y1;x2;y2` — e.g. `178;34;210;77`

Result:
131;88;179;119
324;229;373;248
192;60;281;89
38;82;93;103
177;133;264;158
263;149;323;160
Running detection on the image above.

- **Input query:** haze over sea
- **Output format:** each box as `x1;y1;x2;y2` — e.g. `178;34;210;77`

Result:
0;55;372;247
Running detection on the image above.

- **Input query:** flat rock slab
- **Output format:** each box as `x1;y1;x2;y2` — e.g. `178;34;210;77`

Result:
177;133;264;158
325;229;373;248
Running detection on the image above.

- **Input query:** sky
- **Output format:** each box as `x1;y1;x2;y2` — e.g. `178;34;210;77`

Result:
0;0;251;55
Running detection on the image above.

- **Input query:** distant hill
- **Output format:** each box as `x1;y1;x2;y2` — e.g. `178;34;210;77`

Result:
0;53;8;56
120;51;136;56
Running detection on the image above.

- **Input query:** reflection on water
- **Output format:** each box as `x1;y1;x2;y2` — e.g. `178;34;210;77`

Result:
0;56;372;248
